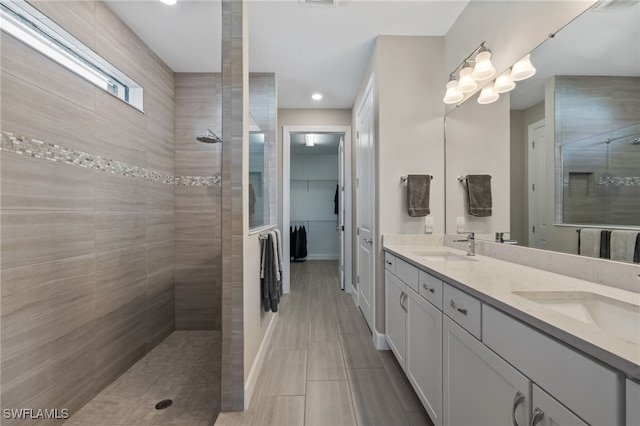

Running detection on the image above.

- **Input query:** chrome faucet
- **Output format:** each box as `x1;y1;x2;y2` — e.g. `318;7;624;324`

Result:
454;232;475;256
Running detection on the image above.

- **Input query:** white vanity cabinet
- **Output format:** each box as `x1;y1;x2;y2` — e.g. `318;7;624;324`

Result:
385;270;407;368
530;385;588;426
443;315;530;426
406;286;443;425
627;379;640;426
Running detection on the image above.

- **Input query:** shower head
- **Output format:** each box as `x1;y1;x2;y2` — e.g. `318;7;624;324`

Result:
196;129;222;144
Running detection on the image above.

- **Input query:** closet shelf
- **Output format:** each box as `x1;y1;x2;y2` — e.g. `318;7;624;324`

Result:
290;179;338;183
291;219;337;223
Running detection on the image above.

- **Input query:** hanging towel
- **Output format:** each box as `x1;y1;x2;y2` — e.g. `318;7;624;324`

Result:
261;233;281;312
406;175;432;217
466;175;492;217
600;230;611;259
273;228;284;280
578;228;602;258
610;230;638;263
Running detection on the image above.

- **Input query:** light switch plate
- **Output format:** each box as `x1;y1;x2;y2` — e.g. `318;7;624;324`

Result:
456;216;465;233
424;216;434;234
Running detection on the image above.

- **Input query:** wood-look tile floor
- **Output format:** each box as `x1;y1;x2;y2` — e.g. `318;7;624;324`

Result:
66;331;221;426
216;260;433;426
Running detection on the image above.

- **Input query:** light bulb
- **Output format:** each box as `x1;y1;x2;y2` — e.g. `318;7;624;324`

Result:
493;72;516;94
159;0;177;5
478;83;499;104
471;50;496;81
511;54;536;81
443;80;464;104
457;64;477;93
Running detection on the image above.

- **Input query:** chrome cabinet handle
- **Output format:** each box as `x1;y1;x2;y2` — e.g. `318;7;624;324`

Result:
530;408;544;426
364;238;373;245
423;283;435;293
512;391;525;426
450;300;468;315
399;291;405;311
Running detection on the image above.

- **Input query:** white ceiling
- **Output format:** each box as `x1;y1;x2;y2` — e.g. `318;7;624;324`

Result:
105;0;469;109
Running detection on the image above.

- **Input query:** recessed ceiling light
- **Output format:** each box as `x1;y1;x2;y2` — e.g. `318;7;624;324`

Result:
311;93;323;101
160;0;177;5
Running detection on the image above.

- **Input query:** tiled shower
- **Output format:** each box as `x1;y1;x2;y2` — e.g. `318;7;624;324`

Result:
0;1;234;423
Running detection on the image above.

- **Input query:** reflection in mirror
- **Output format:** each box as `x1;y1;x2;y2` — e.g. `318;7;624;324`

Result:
507;3;639;258
249;115;266;229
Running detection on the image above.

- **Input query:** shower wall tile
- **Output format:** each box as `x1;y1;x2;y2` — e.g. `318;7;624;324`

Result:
1;71;96;153
1;152;94;211
95;173;147;212
175;148;222;176
0;33;96;112
1;1;177;418
147;211;175;244
175;73;223;151
1;255;95;330
0;210;95;270
175;239;220;266
175;212;220;240
94;212;147;252
175;186;222;211
94;91;148;167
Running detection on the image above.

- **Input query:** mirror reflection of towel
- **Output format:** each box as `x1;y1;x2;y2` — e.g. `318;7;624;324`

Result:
407;175;431;217
466;175;492;217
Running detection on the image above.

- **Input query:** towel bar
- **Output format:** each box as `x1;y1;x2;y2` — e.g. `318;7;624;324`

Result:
400;175;433;183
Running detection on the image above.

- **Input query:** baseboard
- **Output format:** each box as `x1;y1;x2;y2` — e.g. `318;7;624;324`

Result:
374;329;390;350
244;313;278;410
300;254;340;261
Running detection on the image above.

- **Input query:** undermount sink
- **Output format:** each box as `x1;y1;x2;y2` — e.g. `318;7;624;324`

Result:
513;291;640;345
412;251;477;262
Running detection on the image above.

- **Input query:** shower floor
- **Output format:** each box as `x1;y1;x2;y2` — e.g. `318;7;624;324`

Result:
66;331;220;426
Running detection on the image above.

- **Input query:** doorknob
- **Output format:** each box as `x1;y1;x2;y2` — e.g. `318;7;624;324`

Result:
364;238;373;245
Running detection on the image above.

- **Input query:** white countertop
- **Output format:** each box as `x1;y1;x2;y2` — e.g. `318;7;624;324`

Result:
384;243;640;380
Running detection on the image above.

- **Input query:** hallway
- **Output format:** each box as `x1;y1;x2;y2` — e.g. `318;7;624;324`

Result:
216;260;431;426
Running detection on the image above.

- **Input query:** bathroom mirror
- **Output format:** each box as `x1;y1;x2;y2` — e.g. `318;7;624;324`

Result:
446;3;640;256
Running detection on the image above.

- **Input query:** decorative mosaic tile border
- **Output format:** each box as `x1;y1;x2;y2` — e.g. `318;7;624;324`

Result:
1;131;221;187
595;176;640;187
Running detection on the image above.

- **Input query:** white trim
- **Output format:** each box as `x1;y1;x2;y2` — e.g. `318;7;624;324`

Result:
374;329;390;350
298;254;340;261
282;125;353;295
244;313;278;410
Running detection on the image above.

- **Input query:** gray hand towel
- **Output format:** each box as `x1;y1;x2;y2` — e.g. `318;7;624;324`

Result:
610;230;638;263
466;175;492;217
578;228;602;258
407;175;431;217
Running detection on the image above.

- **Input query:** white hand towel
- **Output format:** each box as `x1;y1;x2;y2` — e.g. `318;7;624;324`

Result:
579;229;601;258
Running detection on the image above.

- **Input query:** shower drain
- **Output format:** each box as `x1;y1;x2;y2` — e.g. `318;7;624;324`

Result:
155;399;173;410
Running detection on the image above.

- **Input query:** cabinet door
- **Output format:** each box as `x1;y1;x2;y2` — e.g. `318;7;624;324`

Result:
530;385;588;426
627;379;640;426
385;270;406;368
406;287;443;426
443;316;530;426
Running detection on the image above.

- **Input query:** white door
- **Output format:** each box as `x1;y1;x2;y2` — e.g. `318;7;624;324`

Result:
406;287;443;426
443;316;530;426
338;137;345;290
528;120;547;249
356;81;375;333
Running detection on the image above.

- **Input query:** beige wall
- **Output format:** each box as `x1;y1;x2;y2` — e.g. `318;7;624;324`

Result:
1;0;175;418
352;36;445;334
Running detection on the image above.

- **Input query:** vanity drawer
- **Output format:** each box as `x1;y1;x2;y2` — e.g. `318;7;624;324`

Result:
483;305;623;426
384;252;395;274
395;258;419;293
443;283;481;339
418;270;443;310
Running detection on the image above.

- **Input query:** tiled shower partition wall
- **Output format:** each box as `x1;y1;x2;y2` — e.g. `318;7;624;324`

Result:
0;1;175;421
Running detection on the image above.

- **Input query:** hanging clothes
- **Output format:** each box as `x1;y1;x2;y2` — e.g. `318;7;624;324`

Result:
299;225;308;259
334;184;339;215
290;226;295;260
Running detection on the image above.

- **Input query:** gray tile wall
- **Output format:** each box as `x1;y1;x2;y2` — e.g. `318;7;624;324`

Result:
555;76;640;226
174;73;223;331
0;1;175;422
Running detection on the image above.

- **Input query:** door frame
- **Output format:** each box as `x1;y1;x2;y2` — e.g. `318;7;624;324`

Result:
527;119;546;249
282;125;353;295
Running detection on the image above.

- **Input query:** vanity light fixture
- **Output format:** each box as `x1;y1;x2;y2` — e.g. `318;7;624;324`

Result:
477;82;500;104
510;54;536;81
443;76;464;104
471;47;496;81
442;41;494;103
493;71;516;94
